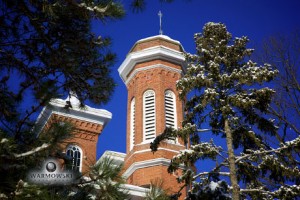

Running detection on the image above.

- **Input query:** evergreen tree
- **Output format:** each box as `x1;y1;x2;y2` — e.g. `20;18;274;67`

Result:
152;23;299;199
145;179;176;200
66;157;128;200
0;0;182;198
0;0;180;198
0;0;126;198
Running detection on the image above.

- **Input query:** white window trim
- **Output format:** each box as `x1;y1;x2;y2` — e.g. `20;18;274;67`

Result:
130;98;135;151
143;90;156;143
66;144;83;172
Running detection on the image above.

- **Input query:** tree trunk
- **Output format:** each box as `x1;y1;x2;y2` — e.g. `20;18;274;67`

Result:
224;119;240;200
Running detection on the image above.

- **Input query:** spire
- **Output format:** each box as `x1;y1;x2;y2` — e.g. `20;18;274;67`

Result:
158;10;163;35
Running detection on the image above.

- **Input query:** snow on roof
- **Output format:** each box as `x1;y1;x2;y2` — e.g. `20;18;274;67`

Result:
34;94;112;135
135;34;181;46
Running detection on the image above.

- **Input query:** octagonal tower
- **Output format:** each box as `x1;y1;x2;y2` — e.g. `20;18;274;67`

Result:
118;35;187;198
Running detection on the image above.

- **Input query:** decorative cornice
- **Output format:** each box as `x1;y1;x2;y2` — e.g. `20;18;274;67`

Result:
125;64;183;85
34;95;112;135
118;45;186;83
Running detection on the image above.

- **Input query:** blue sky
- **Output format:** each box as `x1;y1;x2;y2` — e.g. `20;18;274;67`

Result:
93;0;300;159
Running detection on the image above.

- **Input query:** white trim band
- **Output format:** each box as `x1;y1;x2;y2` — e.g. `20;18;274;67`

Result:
121;184;149;197
34;96;112;135
118;45;185;83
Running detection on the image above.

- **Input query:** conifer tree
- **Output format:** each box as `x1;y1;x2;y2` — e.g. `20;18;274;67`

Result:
0;0;126;198
152;23;300;199
0;0;179;198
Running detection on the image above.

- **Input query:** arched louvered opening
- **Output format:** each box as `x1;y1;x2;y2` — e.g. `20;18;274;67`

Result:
165;90;177;128
130;98;135;150
66;145;82;172
143;90;156;142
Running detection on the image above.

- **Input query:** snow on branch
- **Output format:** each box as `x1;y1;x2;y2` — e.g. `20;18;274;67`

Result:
1;138;9;144
78;3;108;13
193;171;230;180
14;143;50;158
196;128;211;132
240;185;300;199
235;136;300;163
173;142;222;162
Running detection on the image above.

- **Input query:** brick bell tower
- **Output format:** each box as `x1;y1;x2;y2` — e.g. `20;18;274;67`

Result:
118;35;187;197
35;93;112;174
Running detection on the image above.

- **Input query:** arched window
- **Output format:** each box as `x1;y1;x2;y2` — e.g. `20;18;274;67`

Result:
66;145;82;172
130;98;135;150
143;90;156;142
165;90;177;128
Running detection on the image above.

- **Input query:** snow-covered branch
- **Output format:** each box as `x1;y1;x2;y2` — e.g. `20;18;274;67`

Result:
1;138;9;144
196;128;211;132
14;143;50;158
78;3;108;13
235;136;300;163
240;188;273;195
193;171;230;180
240;185;300;199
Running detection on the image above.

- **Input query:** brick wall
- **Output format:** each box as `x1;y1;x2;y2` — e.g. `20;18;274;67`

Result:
44;114;103;174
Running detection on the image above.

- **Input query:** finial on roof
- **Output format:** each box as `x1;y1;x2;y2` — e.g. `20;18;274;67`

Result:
158;10;163;35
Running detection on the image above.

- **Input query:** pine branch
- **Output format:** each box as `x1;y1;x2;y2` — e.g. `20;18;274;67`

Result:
193;171;230;180
14;102;45;139
0;138;9;144
235;135;300;163
13;143;50;158
196;128;211;132
240;185;300;198
240;188;273;195
78;3;109;13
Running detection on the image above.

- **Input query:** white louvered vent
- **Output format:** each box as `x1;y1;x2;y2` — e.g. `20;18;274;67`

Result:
130;98;135;151
165;90;177;128
143;90;156;142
